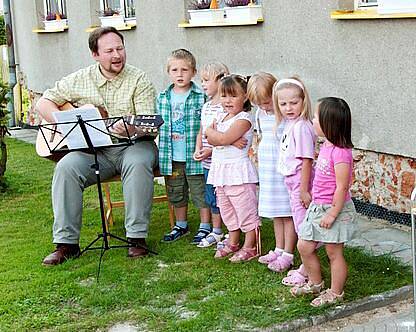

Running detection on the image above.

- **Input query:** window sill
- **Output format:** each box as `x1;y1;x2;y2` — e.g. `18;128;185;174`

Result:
178;18;264;28
331;8;416;19
32;26;68;33
85;23;136;32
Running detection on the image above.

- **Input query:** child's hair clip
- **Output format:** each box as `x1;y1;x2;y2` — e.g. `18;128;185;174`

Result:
220;74;251;83
215;72;226;81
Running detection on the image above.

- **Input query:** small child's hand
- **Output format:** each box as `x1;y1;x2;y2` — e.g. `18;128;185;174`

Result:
198;147;212;160
232;137;248;149
205;120;217;136
320;213;336;229
193;149;203;161
299;191;312;209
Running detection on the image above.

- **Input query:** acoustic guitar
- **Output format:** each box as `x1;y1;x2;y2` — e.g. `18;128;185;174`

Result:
36;103;164;160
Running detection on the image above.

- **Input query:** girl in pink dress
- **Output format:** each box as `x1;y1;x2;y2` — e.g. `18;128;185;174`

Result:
206;74;260;262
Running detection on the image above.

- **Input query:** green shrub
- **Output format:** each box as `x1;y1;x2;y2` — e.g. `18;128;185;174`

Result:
0;80;10;190
0;16;5;45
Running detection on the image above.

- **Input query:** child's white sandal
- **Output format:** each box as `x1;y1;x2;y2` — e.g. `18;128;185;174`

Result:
310;289;344;307
197;232;223;248
290;280;324;297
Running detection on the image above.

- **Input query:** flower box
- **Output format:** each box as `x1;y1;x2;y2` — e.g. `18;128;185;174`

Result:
43;19;68;31
224;4;263;23
377;0;416;14
125;17;137;26
99;15;126;28
188;8;225;25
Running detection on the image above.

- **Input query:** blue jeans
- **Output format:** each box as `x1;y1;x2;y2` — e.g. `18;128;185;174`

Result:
203;168;220;214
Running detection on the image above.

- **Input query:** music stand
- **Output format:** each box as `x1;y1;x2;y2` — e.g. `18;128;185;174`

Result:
40;110;156;279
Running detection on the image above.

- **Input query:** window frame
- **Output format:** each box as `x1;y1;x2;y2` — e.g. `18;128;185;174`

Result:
100;0;136;19
43;0;67;20
356;0;378;9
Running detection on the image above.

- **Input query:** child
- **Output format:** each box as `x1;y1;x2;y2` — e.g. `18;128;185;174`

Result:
273;77;316;285
290;97;356;307
193;62;230;247
205;74;260;262
157;49;211;243
247;73;294;272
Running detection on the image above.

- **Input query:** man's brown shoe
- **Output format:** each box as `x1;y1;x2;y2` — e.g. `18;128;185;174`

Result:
42;244;80;266
127;238;149;258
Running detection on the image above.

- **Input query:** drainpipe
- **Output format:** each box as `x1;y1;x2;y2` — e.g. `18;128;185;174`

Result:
3;0;17;127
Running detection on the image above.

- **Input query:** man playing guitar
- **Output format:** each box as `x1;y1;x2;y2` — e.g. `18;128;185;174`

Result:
37;27;158;265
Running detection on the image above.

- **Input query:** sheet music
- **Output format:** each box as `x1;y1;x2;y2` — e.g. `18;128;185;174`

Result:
53;108;113;149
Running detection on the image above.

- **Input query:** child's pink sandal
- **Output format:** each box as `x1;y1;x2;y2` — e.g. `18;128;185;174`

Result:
311;289;344;307
229;247;259;263
214;242;239;259
282;266;308;287
258;250;281;265
267;255;293;273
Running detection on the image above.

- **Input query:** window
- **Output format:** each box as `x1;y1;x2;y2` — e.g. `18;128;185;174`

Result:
355;0;378;9
125;0;135;18
357;0;416;13
44;0;67;20
357;0;378;8
378;0;416;14
100;0;135;18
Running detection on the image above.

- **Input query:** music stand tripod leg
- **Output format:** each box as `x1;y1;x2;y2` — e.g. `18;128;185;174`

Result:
75;115;157;257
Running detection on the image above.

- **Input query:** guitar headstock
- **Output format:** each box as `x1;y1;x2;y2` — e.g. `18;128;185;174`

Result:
125;114;164;130
141;127;159;134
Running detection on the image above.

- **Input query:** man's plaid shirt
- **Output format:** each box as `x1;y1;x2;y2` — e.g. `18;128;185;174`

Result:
157;82;206;175
43;63;156;116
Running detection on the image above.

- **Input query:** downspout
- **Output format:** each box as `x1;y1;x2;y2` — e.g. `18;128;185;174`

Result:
3;0;17;127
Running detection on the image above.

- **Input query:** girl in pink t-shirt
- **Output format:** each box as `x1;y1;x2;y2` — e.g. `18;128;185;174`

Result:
273;77;316;285
291;97;357;307
206;74;260;262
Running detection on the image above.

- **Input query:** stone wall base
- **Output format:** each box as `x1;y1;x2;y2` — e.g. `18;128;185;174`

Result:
352;149;416;215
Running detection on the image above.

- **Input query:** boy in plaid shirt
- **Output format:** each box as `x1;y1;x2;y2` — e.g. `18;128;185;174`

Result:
157;49;211;243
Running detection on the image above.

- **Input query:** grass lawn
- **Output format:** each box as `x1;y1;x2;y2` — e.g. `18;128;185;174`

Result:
0;138;412;331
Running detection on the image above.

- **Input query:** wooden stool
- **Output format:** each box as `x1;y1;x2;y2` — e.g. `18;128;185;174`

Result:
102;168;175;230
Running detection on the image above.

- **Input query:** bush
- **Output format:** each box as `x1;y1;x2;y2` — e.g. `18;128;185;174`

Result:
0;16;6;45
0;80;10;190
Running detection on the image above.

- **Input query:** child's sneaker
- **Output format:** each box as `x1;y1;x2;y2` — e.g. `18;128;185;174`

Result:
197;232;223;248
258;250;281;265
267;254;293;273
190;228;211;244
162;225;189;243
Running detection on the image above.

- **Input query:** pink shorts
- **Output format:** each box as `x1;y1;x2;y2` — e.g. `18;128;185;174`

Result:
216;183;260;233
284;172;313;234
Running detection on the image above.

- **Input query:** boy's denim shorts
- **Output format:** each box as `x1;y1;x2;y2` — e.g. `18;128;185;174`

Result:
165;162;207;209
203;168;220;214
